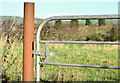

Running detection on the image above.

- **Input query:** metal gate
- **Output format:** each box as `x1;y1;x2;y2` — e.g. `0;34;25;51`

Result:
33;14;120;81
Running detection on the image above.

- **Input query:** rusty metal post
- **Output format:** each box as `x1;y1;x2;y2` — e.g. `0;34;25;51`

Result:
23;2;34;81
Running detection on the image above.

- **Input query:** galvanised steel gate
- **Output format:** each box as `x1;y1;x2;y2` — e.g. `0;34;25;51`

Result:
33;14;120;81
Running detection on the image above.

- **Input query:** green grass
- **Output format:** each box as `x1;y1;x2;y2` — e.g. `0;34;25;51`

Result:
40;43;119;81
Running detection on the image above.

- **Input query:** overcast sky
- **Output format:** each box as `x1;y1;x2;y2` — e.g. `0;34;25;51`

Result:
0;0;119;19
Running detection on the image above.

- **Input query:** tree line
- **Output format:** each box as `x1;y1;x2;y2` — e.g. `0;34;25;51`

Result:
55;19;106;26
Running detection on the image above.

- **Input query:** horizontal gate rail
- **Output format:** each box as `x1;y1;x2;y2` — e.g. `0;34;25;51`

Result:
39;62;120;69
40;41;120;45
46;14;120;20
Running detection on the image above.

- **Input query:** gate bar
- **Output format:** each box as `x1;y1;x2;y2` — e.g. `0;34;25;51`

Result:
39;62;120;69
40;41;120;45
46;14;120;20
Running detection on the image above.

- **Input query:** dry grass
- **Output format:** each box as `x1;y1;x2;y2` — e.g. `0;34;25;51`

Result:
1;18;23;81
1;34;23;81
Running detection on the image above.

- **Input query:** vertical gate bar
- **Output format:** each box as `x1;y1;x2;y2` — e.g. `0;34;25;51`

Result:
23;2;34;81
36;54;40;82
36;17;48;83
36;53;40;82
36;32;40;81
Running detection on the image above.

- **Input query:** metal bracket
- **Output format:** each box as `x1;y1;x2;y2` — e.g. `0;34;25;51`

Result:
32;50;55;56
33;42;55;62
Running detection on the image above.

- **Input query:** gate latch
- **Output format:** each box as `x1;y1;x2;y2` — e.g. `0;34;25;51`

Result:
32;50;55;56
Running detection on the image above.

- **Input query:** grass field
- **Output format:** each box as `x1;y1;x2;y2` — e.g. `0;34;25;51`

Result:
2;41;119;81
1;16;119;82
39;43;119;81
